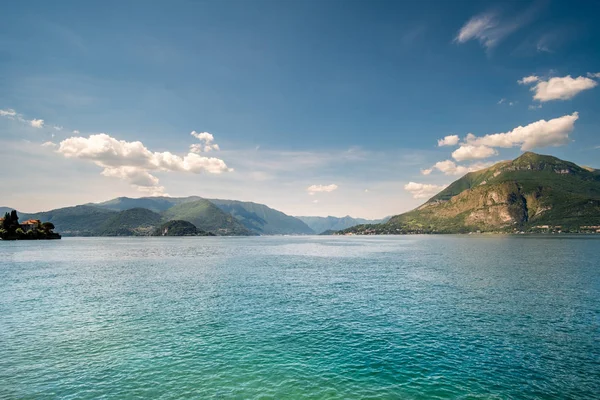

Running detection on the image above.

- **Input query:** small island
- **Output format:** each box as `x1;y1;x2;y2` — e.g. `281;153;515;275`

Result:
0;210;61;240
152;220;215;236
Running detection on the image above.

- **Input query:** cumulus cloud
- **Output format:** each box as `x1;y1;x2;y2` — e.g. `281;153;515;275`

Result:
437;135;460;147
29;119;44;128
41;141;57;148
307;184;338;195
587;72;600;79
422;160;493;176
518;75;539;85
53;125;63;131
190;131;220;153
452;144;497;161
463;112;578;151
519;75;597;102
57;133;231;194
404;182;448;199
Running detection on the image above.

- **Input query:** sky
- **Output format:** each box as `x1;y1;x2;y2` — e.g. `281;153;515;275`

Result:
1;0;599;219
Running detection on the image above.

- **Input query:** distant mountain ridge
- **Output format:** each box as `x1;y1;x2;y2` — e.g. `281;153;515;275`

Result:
14;196;319;236
296;215;390;234
342;152;600;234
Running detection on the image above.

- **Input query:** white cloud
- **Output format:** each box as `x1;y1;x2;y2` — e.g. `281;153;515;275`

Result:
452;144;497;161
520;75;597;102
190;131;220;153
422;160;493;176
53;125;63;131
312;199;319;204
57;133;231;194
528;104;542;110
464;112;578;151
307;184;338;195
437;135;460;147
518;75;539;85
587;72;600;79
455;7;534;50
455;12;498;47
404;182;448;199
498;98;506;104
72;130;80;134
29;119;44;128
0;109;17;117
41;141;57;148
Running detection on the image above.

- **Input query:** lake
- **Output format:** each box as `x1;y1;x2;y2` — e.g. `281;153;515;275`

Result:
1;236;599;399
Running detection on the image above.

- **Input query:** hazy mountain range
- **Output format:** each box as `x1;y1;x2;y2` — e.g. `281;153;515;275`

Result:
3;197;378;236
295;216;390;234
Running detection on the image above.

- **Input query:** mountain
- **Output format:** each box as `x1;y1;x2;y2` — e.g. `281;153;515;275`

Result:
161;199;252;235
94;196;314;235
93;196;202;212
296;215;390;234
0;207;15;215
342;152;600;234
7;195;316;236
98;208;163;236
22;205;118;236
208;199;314;235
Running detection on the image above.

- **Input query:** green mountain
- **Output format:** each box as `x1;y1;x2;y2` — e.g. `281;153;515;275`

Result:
208;199;314;235
22;205;118;236
93;196;202;212
296;215;390;234
162;199;252;236
98;208;163;236
152;220;214;236
9;196;317;236
95;196;314;235
342;152;600;234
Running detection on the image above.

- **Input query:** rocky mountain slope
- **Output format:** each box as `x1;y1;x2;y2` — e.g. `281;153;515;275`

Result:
342;152;600;234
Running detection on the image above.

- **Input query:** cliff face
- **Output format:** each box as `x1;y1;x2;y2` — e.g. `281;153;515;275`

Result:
357;152;600;234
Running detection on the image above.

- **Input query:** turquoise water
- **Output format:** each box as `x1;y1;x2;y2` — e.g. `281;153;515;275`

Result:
1;236;599;399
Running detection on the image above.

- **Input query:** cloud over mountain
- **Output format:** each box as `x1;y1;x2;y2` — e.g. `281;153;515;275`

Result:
404;182;447;199
57;133;231;194
462;113;579;151
307;184;338;195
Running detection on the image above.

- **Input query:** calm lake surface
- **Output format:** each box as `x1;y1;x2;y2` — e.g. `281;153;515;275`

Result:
1;236;599;399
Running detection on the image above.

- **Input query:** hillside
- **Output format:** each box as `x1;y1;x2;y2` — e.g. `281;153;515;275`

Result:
342;152;600;234
22;206;118;236
98;208;163;236
162;199;252;236
93;196;314;235
297;215;390;234
94;196;202;212
209;199;314;235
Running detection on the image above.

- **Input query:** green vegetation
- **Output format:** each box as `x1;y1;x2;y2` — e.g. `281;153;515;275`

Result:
98;208;163;236
23;205;118;236
162;199;252;236
153;220;215;236
341;152;600;235
0;210;61;240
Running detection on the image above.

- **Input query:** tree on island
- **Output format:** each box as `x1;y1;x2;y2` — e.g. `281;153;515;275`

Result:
0;210;60;240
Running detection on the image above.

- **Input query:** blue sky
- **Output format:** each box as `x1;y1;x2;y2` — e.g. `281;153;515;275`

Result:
1;0;599;218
